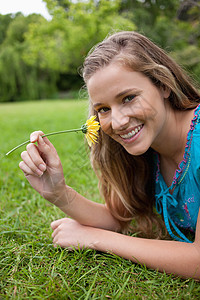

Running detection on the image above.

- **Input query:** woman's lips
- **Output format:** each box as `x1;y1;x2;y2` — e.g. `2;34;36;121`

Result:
119;124;143;140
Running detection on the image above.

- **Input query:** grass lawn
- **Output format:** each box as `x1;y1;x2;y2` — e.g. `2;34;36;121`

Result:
0;100;199;299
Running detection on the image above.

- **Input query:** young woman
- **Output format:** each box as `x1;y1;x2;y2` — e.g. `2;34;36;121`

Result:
19;31;200;279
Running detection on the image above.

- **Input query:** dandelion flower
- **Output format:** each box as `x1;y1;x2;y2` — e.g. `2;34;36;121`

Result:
6;116;100;156
81;115;101;147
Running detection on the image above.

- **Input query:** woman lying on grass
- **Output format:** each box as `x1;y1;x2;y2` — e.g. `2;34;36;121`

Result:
19;31;200;280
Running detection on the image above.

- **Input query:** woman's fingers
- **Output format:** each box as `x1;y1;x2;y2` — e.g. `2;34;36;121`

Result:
27;142;47;166
30;131;44;143
30;131;57;153
20;143;46;176
51;219;71;247
51;218;67;230
30;132;60;167
19;160;38;176
20;131;60;176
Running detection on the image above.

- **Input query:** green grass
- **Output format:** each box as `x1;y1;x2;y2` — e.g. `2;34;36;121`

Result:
0;100;200;299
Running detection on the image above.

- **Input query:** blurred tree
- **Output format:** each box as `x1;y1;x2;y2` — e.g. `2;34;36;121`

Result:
0;14;13;45
171;1;200;81
0;0;199;102
177;0;200;21
0;14;57;101
119;0;180;26
23;0;136;91
119;0;200;81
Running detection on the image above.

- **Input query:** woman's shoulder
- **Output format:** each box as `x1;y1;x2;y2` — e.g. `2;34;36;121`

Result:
189;105;200;172
191;104;200;132
186;105;200;153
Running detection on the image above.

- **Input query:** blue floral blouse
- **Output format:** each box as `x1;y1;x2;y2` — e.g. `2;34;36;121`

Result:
154;104;200;243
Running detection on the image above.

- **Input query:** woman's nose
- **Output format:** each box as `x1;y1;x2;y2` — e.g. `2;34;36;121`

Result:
111;109;129;131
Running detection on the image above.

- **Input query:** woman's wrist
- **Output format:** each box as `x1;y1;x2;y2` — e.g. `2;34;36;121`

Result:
53;185;77;212
85;226;116;253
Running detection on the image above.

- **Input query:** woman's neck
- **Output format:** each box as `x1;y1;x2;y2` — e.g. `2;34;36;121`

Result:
152;107;196;167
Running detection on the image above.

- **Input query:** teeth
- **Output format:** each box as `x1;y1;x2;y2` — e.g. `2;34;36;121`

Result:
120;125;142;139
128;131;134;137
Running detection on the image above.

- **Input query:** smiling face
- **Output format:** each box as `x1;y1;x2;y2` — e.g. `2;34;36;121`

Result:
87;63;171;156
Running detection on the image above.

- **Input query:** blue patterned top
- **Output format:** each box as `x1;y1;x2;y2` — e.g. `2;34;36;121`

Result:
154;104;200;243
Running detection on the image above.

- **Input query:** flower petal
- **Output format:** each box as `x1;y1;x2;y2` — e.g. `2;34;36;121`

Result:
84;116;100;147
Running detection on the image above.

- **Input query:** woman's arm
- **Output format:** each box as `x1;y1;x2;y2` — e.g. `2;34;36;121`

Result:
19;131;120;232
51;209;200;280
60;187;120;231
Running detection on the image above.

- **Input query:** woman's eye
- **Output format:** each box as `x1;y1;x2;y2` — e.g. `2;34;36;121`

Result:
97;107;110;113
124;95;136;103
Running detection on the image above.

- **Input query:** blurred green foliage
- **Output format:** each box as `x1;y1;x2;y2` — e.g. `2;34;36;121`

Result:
0;0;199;102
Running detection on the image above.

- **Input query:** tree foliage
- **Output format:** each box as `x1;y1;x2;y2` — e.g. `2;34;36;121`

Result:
0;14;57;101
24;0;135;73
119;0;200;79
0;0;199;102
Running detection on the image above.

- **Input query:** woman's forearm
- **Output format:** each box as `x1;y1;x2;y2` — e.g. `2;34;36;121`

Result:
89;227;200;280
51;211;200;279
55;185;121;232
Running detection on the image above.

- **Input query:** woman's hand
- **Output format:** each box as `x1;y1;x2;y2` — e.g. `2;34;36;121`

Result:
19;131;66;206
51;218;97;250
19;131;120;230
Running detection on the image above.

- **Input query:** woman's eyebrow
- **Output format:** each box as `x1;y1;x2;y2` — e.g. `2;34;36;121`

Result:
93;102;104;108
115;88;138;98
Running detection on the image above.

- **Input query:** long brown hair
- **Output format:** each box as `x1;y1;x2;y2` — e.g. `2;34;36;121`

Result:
82;31;200;238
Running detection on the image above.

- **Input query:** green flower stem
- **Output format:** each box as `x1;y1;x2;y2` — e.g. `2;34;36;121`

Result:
6;128;83;156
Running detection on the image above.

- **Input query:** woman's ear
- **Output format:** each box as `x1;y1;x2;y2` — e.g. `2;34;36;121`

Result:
161;86;171;99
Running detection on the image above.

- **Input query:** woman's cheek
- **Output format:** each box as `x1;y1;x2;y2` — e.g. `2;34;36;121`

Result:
99;117;112;135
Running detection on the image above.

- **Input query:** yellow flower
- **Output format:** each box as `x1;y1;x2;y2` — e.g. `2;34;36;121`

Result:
81;116;100;147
